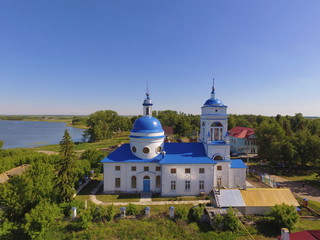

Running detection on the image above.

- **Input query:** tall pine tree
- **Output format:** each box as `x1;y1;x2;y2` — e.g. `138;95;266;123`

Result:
55;130;76;203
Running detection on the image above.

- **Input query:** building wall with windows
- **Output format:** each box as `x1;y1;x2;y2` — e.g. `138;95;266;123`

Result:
103;162;162;193
161;164;214;196
229;127;258;155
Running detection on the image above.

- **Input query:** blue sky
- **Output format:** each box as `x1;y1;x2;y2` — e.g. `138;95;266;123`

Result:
0;0;319;116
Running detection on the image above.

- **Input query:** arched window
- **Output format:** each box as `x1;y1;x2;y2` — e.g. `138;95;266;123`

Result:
210;122;223;141
201;122;205;140
156;176;161;188
213;155;223;160
131;176;137;188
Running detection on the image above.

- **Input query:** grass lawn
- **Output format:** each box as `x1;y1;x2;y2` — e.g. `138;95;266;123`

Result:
295;218;320;231
95;193;141;203
284;173;318;182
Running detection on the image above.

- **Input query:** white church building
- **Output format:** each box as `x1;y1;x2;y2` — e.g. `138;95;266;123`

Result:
101;83;247;196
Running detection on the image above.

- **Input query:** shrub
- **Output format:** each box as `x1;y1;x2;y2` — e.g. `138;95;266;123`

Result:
188;205;204;222
222;208;239;232
106;205;115;221
268;203;299;230
126;203;139;215
212;213;224;231
60;200;85;217
70;210;93;230
175;205;189;221
91;207;106;222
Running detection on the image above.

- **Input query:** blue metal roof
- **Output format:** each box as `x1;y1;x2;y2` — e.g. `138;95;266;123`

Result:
230;159;247;168
131;116;164;133
159;143;216;164
204;98;226;107
101;142;217;164
101;144;162;163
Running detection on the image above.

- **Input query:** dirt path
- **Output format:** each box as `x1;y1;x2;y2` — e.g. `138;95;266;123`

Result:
271;175;320;202
37;150;59;155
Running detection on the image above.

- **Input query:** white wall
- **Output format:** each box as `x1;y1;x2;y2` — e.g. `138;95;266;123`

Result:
103;162;161;193
161;164;215;197
229;168;246;189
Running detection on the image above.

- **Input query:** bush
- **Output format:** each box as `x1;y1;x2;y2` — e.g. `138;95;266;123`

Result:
91;207;105;222
70;210;93;231
188;205;204;222
222;208;239;232
106;205;115;221
126;203;139;215
60;200;85;217
268;203;299;230
175;205;189;221
212;213;224;231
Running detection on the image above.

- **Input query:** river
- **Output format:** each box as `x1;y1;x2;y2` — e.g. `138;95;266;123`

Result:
0;120;85;149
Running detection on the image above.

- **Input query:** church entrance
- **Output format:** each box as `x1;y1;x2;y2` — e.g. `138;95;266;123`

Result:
143;176;150;192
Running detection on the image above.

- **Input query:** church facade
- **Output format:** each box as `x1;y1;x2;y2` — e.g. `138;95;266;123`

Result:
101;83;246;196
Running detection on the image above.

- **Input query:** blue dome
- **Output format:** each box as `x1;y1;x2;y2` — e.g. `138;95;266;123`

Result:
204;98;225;106
131;116;164;133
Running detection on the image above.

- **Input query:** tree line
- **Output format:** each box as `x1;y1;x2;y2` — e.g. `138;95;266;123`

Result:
75;111;320;171
228;113;320;171
78;110;200;142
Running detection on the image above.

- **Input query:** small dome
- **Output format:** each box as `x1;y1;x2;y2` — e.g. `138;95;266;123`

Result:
131;116;164;133
204;98;225;106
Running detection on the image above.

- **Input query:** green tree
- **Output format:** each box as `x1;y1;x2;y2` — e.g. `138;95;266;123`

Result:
268;203;299;230
0;140;3;149
256;120;286;164
55;130;76;203
291;113;307;132
23;201;62;240
25;161;57;202
85;110;119;142
222;208;239;231
228;115;236;130
0;175;34;221
81;149;106;169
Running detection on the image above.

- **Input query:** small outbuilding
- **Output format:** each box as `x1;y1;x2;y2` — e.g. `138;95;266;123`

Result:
211;188;299;215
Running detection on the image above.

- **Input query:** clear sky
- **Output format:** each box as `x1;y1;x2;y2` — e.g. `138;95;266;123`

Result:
0;0;319;116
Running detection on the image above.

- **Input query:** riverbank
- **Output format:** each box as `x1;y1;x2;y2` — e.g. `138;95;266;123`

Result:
0;115;88;129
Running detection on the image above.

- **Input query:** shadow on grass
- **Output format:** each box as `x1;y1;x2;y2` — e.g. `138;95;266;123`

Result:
255;217;279;237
